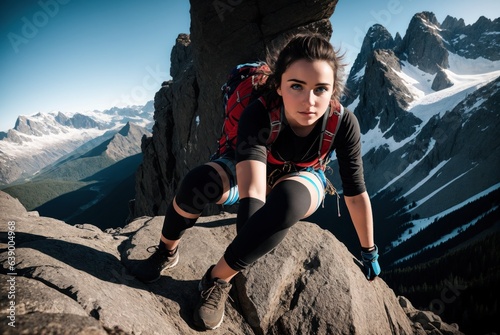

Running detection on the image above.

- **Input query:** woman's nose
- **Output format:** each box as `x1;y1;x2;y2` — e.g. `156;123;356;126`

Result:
304;90;315;106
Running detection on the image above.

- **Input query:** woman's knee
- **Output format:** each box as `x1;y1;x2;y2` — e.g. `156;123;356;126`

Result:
175;164;225;213
205;161;238;206
273;171;325;218
162;164;224;240
267;180;311;224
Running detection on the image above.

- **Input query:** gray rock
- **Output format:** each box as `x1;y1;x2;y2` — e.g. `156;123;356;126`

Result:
0;191;465;334
344;24;396;107
0;274;87;316
441;15;500;61
2;312;110;335
432;69;454;91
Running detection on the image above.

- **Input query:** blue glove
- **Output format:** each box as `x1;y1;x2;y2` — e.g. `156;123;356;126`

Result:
361;245;381;281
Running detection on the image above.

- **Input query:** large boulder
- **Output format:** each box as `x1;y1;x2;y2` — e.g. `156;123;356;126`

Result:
0;191;465;334
431;68;454;91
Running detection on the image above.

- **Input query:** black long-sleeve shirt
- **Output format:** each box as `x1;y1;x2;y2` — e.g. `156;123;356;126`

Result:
236;99;366;196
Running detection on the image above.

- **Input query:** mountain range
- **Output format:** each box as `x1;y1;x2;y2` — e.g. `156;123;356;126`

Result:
0;102;154;185
0;104;153;228
315;11;500;251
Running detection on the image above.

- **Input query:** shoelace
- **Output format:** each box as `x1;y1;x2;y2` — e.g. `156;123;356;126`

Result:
201;283;224;308
201;282;233;308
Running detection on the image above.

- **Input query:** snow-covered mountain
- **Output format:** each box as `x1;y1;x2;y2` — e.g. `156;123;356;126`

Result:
330;12;500;264
2;121;151;229
363;61;499;254
34;121;151;228
0;102;154;185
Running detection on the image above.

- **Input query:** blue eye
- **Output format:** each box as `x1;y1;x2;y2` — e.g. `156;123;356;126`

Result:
291;84;302;90
315;86;328;94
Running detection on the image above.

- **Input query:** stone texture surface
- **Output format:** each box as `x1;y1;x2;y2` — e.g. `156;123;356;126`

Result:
432;68;454;91
398;12;449;74
0;191;465;334
343;24;396;107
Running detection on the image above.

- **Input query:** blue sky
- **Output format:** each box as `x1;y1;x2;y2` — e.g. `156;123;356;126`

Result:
1;0;498;132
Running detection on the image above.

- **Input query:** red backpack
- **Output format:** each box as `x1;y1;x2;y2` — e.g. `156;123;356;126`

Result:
213;62;344;170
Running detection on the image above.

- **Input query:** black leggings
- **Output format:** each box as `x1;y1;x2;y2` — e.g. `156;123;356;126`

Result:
224;180;311;271
161;164;312;271
161;164;224;240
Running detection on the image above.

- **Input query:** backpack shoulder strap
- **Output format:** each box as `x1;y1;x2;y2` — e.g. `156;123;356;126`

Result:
261;97;343;169
258;96;283;145
317;100;344;169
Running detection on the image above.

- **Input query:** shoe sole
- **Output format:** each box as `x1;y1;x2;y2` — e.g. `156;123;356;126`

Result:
194;310;224;330
207;310;224;330
211;310;224;330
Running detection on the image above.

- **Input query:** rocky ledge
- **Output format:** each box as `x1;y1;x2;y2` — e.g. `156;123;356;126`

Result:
0;191;463;334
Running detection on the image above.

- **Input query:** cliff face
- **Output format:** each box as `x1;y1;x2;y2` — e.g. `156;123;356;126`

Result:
0;191;464;334
356;49;421;142
343;24;396;107
398;12;449;74
132;0;337;218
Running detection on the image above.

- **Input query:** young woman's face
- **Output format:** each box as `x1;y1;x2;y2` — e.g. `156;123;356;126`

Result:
277;59;334;134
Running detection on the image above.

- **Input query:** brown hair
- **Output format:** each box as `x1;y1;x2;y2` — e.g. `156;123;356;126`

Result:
265;33;345;102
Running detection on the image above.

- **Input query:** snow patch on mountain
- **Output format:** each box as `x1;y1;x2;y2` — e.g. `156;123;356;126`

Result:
401;159;450;198
392;182;500;251
396;205;498;264
410;165;477;211
0;128;105;159
83;107;153;129
395;61;435;100
360;53;500;158
374;138;439;196
404;54;500;122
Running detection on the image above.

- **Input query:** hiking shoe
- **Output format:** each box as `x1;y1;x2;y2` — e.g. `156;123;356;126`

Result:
193;265;232;330
132;245;179;283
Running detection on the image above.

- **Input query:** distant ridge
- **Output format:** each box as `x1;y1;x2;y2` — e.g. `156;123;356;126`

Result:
2;121;151;228
0;103;153;185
